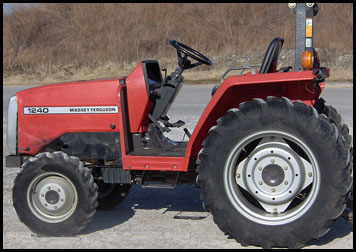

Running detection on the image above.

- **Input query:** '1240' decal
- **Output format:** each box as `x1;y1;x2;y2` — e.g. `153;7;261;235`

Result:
24;106;119;114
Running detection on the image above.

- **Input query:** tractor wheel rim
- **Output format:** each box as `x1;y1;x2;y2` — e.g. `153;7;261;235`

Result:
27;172;78;223
224;130;320;225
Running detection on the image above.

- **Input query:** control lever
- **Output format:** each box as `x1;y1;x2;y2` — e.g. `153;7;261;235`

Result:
161;68;167;85
183;128;191;138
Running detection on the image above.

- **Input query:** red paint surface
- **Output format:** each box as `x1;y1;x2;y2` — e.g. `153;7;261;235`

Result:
125;62;154;133
184;70;324;160
17;78;121;155
17;67;324;173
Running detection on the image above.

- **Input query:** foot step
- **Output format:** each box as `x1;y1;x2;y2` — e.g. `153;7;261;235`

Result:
141;183;176;189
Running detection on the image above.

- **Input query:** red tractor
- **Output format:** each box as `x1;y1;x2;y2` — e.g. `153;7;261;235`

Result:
7;3;352;248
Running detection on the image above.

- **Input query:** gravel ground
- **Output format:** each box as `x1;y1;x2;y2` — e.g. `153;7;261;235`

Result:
3;83;353;249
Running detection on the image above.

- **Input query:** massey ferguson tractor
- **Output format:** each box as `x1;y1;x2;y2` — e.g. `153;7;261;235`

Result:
6;3;352;248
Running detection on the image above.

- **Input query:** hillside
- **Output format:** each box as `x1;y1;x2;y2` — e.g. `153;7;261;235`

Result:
3;3;353;84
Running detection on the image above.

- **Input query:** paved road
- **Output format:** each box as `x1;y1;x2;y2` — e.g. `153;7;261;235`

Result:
3;84;353;249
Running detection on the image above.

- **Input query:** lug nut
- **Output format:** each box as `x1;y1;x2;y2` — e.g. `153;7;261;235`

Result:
284;181;288;185
271;188;276;192
57;189;61;192
308;172;312;177
259;181;263;185
41;194;44;197
236;173;241;178
273;208;278;213
258;167;262;171
284;166;288;170
61;199;64;202
271;159;275;163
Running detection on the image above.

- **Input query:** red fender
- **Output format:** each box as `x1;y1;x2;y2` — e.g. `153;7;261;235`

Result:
184;70;324;160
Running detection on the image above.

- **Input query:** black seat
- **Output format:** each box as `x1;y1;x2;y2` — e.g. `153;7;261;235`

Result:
259;37;284;74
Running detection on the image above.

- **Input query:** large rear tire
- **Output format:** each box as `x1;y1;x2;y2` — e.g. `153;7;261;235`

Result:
12;151;98;236
197;97;352;248
314;97;352;150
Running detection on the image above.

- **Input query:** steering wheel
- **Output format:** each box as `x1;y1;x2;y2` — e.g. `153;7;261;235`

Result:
169;39;213;69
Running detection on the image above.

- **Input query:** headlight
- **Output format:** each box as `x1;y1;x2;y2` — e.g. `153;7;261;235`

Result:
7;95;18;155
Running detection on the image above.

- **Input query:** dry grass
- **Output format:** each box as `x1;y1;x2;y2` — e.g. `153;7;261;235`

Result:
3;3;353;85
3;63;351;86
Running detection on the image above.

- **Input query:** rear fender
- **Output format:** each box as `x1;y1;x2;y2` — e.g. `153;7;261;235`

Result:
185;70;324;159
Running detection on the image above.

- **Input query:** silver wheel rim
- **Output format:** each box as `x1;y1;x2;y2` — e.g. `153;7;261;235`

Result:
27;172;78;223
224;130;320;226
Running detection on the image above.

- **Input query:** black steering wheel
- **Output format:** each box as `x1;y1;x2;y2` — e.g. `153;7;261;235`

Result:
169;39;213;69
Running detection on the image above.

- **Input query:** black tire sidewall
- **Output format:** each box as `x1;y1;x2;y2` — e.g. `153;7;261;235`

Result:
198;98;350;247
212;124;333;242
12;153;97;236
97;183;130;210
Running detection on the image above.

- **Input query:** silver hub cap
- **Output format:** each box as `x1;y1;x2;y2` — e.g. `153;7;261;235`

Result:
224;131;320;225
27;172;78;223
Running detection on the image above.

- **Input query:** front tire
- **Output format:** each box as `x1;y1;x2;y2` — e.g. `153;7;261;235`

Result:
12;151;98;236
197;97;352;248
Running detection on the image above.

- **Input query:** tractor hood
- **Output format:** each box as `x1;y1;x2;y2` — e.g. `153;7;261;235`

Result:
15;78;122;155
16;78;122;108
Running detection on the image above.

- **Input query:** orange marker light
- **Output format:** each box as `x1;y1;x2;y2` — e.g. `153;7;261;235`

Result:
301;51;313;69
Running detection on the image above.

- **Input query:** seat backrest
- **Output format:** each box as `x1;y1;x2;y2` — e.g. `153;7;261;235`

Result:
259;37;284;74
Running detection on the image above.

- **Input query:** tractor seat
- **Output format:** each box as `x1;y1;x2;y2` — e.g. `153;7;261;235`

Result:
259;37;284;74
